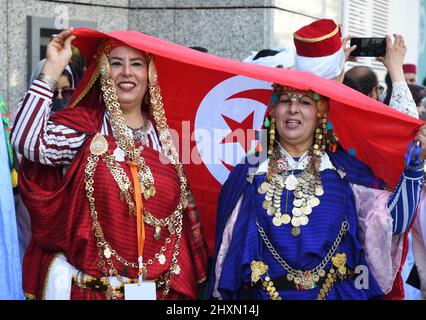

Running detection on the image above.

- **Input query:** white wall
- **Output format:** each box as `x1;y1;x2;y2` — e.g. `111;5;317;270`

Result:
271;0;342;53
388;0;420;65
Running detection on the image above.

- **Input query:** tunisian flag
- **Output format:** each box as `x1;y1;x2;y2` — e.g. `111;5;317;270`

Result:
72;29;422;255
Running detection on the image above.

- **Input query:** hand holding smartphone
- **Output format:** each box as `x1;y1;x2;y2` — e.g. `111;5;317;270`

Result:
349;37;386;57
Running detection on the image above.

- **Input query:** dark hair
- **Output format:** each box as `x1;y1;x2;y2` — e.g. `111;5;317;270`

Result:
343;76;363;93
343;66;378;96
408;84;426;106
69;47;85;86
61;69;74;88
253;49;279;61
383;73;393;106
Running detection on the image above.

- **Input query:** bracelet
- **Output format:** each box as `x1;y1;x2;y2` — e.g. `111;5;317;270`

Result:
37;73;58;92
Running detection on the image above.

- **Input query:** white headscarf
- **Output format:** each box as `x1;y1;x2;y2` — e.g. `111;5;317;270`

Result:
295;48;345;80
243;46;295;68
29;59;75;88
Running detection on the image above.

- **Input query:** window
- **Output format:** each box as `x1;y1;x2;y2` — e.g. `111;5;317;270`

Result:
27;16;97;84
342;0;390;81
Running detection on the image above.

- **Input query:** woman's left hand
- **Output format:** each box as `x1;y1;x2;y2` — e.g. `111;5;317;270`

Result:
416;123;426;162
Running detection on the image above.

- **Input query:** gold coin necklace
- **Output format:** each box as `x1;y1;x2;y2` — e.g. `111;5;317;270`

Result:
258;146;324;236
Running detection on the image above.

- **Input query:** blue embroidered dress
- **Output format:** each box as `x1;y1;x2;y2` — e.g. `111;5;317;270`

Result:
207;149;423;300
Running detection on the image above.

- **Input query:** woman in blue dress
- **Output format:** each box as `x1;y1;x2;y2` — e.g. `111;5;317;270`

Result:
208;82;426;300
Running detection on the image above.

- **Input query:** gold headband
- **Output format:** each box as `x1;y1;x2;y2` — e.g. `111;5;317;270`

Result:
70;39;150;108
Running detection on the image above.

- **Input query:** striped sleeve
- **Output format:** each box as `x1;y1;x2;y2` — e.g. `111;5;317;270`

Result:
387;165;424;235
11;79;86;166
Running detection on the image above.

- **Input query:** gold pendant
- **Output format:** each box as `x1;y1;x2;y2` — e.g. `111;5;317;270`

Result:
332;253;347;275
281;214;291;225
267;207;276;216
158;253;166;265
285;174;298;191
315;186;324;196
301;205;312;215
113;147;125;162
258;182;269;194
293;199;304;207
294;190;303;198
90;133;108;155
291;217;301;227
103;246;112;259
292;207;302;217
299;273;316;290
149;186;156;198
154;226;161;240
173;264;181;275
300;216;309;226
250;260;268;283
272;216;283;227
291;227;301;236
308;197;320;207
262;200;272;210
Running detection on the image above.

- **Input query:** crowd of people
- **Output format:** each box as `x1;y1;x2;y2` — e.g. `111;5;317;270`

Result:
0;18;425;300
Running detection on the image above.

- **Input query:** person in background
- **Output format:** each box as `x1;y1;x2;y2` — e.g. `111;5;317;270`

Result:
403;63;417;85
421;97;426;121
29;59;75;113
344;35;418;119
12;58;79;264
292;19;356;82
343;66;383;99
243;46;295;69
407;84;426;106
0;95;24;299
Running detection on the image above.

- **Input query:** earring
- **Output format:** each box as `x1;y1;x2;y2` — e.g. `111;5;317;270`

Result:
313;115;328;157
268;115;276;157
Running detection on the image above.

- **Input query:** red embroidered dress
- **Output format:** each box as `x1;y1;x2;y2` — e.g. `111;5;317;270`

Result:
12;36;207;300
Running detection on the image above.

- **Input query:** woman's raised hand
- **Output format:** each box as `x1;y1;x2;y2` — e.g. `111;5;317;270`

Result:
41;28;76;81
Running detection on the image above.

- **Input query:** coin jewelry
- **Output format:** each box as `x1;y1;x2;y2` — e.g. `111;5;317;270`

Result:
258;145;323;236
84;135;186;299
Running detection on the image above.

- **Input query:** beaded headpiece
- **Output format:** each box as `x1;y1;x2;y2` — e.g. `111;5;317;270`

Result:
261;84;338;158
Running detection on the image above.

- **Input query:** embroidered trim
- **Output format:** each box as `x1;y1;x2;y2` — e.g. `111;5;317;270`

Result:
294;25;340;43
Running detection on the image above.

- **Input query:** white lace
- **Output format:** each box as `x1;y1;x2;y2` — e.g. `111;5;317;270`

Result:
389;81;419;119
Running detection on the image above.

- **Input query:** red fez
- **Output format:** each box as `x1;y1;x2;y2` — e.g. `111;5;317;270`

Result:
293;19;342;58
403;64;417;74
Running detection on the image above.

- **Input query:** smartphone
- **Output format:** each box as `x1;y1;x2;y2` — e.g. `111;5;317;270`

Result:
349;37;386;57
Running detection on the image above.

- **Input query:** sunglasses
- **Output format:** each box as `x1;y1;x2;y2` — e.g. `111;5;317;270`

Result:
53;88;74;100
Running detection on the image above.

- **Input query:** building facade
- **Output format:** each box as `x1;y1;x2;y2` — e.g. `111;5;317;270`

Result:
0;0;422;114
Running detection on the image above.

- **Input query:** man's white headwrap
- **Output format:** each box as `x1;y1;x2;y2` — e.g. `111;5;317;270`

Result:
293;19;344;80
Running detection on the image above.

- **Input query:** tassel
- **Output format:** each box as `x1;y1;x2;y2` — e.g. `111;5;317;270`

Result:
264;118;270;128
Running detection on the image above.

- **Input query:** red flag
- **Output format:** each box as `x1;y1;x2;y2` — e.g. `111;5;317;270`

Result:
72;29;423;254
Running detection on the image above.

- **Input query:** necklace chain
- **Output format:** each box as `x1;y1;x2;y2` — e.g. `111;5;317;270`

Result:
256;219;349;276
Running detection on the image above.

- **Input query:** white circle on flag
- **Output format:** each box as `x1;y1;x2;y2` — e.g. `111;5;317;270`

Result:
194;75;271;185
